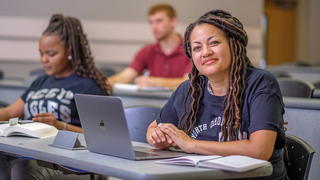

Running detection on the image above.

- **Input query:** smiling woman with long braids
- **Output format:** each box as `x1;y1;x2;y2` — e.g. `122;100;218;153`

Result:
147;10;288;179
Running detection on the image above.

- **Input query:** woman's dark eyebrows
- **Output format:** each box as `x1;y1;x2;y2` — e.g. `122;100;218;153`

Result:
191;41;201;45
45;49;55;52
191;36;215;44
207;36;215;41
192;36;216;44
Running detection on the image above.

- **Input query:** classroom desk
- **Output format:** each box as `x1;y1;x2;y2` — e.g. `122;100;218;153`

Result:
268;65;320;83
0;79;27;103
0;135;272;179
113;87;172;108
0;79;171;107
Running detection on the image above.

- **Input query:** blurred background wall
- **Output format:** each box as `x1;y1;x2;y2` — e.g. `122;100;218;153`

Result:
264;0;320;66
0;0;263;78
0;0;319;79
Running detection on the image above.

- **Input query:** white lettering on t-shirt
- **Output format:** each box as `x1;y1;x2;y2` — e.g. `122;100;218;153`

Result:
191;116;223;139
45;88;60;99
210;116;223;128
29;100;39;115
60;90;73;104
60;104;71;122
190;123;210;139
47;100;59;118
32;89;49;99
38;100;46;113
25;91;35;101
24;88;73;123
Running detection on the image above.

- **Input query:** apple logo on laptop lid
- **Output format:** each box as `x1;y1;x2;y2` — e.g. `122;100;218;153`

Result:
99;120;106;130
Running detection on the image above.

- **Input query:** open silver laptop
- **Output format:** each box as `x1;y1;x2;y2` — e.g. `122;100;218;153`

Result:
74;94;186;160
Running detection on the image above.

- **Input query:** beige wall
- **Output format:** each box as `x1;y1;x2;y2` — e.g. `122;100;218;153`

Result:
0;0;264;78
308;0;320;65
296;0;320;65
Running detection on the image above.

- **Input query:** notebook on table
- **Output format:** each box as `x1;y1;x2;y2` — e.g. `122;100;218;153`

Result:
0;122;58;138
156;155;271;172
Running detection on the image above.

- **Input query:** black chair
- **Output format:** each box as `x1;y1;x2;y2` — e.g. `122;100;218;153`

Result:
284;97;320;179
277;78;315;98
0;101;9;108
312;88;320;99
124;106;161;143
313;81;320;89
0;69;4;79
269;70;291;78
284;134;315;180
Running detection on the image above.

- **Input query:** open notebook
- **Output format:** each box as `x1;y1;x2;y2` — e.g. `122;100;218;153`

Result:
156;155;270;172
0;122;58;138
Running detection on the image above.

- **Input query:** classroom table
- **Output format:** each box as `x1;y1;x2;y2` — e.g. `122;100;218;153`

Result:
113;86;172;108
0;79;171;107
268;65;320;83
0;135;273;179
0;79;27;104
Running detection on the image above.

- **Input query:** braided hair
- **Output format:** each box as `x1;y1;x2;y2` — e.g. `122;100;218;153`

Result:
42;14;112;95
181;9;252;141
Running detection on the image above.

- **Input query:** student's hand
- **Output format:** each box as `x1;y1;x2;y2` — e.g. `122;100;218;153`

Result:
135;76;153;88
147;125;177;150
158;123;195;153
32;112;64;130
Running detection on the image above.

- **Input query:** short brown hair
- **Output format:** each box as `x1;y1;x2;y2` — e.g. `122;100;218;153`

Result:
148;3;177;19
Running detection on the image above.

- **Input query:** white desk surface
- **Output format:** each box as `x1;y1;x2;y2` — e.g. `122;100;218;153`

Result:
0;79;26;87
113;84;173;99
0;135;272;180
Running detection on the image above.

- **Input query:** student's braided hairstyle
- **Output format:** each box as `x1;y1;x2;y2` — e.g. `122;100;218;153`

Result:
42;14;112;95
182;9;252;141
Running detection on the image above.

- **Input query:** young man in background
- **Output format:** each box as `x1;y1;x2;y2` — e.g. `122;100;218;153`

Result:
109;3;191;89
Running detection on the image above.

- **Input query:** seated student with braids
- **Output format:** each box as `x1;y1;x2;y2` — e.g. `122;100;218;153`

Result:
147;10;288;180
0;14;112;179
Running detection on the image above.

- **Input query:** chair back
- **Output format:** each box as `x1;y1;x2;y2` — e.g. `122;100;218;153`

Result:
0;100;9;108
278;78;314;98
283;97;320;180
314;81;320;89
0;69;3;79
269;70;291;78
124;106;161;143
284;134;315;180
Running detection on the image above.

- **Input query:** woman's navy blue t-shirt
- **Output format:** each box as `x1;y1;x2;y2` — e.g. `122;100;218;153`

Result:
156;67;287;180
21;73;103;127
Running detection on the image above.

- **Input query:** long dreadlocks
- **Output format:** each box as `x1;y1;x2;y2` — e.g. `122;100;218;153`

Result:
42;14;112;95
181;9;252;141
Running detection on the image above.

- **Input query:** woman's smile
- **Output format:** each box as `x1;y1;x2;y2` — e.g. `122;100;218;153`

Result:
202;58;218;65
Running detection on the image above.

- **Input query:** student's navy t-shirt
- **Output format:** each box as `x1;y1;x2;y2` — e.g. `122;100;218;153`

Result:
157;67;287;180
21;73;103;127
